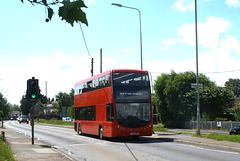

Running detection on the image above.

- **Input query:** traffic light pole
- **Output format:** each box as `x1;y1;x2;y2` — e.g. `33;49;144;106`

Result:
27;77;40;145
31;101;35;145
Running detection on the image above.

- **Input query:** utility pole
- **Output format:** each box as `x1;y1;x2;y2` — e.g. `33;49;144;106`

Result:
45;81;47;100
100;48;102;73
45;81;48;120
91;58;94;76
1;97;3;128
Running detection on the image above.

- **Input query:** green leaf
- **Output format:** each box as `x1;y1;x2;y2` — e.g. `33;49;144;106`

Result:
47;7;54;20
58;0;88;27
42;0;47;5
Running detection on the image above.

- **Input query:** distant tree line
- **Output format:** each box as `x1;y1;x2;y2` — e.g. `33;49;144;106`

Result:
0;92;21;120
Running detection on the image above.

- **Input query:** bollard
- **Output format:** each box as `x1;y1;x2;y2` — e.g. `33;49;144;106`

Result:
1;131;5;141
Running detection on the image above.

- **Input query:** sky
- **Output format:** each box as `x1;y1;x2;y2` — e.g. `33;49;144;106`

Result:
1;0;240;105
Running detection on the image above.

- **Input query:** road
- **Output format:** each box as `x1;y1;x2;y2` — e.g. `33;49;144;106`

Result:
5;120;240;161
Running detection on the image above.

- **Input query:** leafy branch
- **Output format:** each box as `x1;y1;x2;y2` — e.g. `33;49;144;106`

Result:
20;0;88;26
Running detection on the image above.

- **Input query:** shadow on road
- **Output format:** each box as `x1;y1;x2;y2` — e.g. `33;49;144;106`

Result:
108;136;175;144
78;133;175;144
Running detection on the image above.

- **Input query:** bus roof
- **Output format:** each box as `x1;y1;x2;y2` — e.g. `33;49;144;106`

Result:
75;69;148;85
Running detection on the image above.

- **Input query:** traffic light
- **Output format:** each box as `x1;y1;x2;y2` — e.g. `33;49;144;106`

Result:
27;77;40;101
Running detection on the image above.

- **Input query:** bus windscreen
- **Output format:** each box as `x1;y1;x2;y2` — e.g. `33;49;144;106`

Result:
112;72;151;103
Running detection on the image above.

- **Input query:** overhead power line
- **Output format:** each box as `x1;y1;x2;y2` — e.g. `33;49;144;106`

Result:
204;70;240;74
79;22;91;58
149;69;240;76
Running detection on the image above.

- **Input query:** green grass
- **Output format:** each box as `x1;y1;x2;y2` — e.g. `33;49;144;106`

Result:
205;133;240;143
36;119;74;126
153;123;169;132
153;125;240;143
0;134;16;161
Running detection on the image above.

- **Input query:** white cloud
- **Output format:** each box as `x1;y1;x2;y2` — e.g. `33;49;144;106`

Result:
162;17;231;49
172;0;195;11
219;36;240;57
152;17;240;87
160;39;178;46
86;0;96;6
225;0;240;7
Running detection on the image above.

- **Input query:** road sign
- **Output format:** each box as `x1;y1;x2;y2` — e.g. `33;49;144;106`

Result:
191;83;203;89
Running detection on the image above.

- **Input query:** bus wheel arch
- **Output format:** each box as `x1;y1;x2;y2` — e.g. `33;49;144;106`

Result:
99;125;104;140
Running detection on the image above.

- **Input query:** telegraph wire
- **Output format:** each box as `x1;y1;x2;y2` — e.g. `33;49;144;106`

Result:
204;69;240;74
150;69;240;75
79;22;91;58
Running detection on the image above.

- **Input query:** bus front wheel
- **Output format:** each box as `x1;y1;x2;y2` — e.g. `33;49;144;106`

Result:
99;126;104;140
78;123;82;135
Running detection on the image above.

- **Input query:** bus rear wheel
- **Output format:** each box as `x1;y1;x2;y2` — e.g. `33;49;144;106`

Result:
78;123;82;135
99;126;104;140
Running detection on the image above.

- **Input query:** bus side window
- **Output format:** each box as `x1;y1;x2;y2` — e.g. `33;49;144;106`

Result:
105;74;111;87
106;103;114;122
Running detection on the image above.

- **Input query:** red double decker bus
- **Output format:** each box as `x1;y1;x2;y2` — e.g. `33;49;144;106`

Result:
74;69;153;139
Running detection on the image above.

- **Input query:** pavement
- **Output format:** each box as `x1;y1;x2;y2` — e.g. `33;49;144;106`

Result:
1;126;240;161
1;127;72;161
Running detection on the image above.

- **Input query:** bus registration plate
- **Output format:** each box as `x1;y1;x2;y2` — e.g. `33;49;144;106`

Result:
130;132;139;135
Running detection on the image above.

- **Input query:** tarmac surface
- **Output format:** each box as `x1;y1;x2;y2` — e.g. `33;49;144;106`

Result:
1;126;240;161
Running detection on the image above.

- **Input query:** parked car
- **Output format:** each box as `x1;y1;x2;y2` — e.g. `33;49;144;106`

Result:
62;117;72;121
229;125;240;135
19;115;29;124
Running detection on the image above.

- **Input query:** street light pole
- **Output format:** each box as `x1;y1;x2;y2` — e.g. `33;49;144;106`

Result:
195;0;201;135
112;3;143;70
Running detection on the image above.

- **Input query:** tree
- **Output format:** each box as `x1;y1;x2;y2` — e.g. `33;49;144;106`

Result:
0;111;3;119
0;92;11;119
67;105;74;118
153;72;176;124
225;78;240;97
153;71;235;127
183;87;235;121
20;96;32;115
20;0;88;26
20;93;47;115
10;104;21;112
233;102;240;121
55;89;74;115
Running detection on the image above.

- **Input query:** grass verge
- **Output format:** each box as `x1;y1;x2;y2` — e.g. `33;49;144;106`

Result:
205;133;240;143
0;133;16;161
153;125;240;143
153;123;169;132
36;118;74;126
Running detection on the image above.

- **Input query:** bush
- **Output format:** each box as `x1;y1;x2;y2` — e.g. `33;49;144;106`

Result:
153;123;168;132
193;128;201;137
